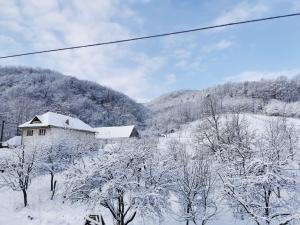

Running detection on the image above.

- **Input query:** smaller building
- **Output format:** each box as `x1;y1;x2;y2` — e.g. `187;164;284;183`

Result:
2;136;21;148
19;112;95;146
94;125;139;140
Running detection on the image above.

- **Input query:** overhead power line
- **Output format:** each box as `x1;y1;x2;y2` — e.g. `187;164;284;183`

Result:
1;12;300;59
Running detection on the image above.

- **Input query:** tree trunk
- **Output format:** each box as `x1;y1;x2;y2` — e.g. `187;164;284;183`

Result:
51;180;57;200
264;189;271;225
101;216;106;225
277;187;281;198
50;172;54;191
22;188;28;207
119;196;125;225
186;203;191;225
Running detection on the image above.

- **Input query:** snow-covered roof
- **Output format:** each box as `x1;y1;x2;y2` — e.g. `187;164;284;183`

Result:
2;136;21;147
19;112;95;133
94;125;137;139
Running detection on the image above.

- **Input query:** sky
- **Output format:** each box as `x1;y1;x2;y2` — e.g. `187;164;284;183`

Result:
0;0;300;102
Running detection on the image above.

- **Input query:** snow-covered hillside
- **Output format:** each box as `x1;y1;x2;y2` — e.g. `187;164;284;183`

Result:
160;113;300;140
145;89;202;112
1;113;299;225
145;76;300;134
146;76;300;114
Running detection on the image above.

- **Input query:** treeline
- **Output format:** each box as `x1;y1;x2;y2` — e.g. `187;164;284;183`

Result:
214;75;300;102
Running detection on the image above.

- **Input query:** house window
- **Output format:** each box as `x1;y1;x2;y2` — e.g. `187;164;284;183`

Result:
39;129;46;136
26;130;33;136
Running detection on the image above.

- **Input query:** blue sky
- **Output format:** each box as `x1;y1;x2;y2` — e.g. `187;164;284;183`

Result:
0;0;300;102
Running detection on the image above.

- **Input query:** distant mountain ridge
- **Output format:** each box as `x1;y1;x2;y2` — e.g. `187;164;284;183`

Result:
0;66;149;140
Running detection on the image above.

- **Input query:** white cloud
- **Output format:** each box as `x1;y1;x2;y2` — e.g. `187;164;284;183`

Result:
291;1;300;11
127;0;151;4
224;69;300;83
212;1;269;31
0;0;160;101
161;35;207;72
165;74;176;85
202;40;232;53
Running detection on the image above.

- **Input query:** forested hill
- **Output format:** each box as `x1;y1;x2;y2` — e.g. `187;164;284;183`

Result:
145;75;300;133
0;66;149;140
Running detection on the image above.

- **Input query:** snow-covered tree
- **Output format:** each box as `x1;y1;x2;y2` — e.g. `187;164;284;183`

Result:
193;94;223;154
0;146;36;207
193;109;300;225
217;116;300;225
35;137;100;199
63;138;173;225
167;140;217;225
36;144;70;201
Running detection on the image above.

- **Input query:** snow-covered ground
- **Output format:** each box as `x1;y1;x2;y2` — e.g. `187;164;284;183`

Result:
0;176;253;225
0;113;299;225
0;174;86;225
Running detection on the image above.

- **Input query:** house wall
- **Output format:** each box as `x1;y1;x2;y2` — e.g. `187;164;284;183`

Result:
21;127;95;147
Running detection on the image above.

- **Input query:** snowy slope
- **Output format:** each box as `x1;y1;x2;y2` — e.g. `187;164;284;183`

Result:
158;113;300;157
160;113;300;141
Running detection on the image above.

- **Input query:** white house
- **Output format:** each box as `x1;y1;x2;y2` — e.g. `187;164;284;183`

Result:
19;112;96;146
94;125;139;140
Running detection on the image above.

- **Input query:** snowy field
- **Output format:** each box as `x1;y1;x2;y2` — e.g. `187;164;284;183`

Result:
0;113;299;225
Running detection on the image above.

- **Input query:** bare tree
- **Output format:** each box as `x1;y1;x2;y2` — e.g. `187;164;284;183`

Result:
217;116;299;225
36;144;67;200
168;140;217;225
0;146;36;207
194;94;223;154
